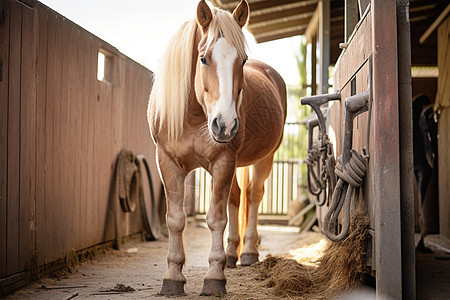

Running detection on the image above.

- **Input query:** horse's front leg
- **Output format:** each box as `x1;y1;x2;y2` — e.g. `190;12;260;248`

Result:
226;176;240;268
201;158;236;296
157;149;188;296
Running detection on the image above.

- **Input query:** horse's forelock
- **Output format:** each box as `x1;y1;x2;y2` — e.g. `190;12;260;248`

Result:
204;8;248;60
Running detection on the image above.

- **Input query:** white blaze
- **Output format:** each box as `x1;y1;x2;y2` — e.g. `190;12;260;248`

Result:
212;37;238;135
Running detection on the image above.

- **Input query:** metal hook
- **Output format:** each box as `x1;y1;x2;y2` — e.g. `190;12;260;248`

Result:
323;57;372;242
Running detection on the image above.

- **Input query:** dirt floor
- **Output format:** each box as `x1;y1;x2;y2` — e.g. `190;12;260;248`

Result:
416;235;450;300
4;219;450;300
4;219;326;300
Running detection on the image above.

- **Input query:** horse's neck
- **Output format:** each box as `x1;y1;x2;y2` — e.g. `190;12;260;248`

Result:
185;25;207;127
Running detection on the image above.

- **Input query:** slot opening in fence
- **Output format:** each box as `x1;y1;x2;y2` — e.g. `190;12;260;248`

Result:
97;50;113;83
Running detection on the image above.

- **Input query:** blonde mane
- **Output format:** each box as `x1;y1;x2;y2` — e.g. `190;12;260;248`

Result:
150;6;248;141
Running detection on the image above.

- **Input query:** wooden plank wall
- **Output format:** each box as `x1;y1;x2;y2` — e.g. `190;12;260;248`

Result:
437;16;450;240
330;3;408;298
319;10;372;226
0;0;159;281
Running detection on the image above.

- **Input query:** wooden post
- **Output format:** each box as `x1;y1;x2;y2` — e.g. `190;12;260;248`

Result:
371;1;403;298
397;1;416;298
345;0;358;42
311;35;317;95
319;0;330;94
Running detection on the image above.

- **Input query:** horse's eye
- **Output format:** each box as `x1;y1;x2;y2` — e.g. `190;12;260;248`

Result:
200;57;208;66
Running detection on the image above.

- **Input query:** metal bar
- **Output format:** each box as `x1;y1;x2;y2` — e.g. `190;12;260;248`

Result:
397;1;416;299
342;91;369;165
301;92;340;142
307;118;319;154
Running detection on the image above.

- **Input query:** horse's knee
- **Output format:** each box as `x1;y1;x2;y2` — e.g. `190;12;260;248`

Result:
206;215;227;232
166;211;186;234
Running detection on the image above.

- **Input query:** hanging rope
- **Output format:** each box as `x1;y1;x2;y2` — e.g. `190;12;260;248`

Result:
323;150;367;242
305;137;336;206
301;93;340;208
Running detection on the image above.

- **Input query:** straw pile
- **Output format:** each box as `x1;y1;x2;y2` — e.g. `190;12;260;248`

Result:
251;209;371;299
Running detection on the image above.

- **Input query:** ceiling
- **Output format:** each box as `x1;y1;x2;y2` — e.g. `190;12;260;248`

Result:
209;0;449;66
210;0;319;43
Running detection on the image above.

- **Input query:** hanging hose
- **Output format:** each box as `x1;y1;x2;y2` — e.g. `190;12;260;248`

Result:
113;150;160;244
116;150;139;213
136;154;161;241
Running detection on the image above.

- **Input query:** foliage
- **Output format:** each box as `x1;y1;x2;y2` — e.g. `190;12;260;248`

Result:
274;37;310;188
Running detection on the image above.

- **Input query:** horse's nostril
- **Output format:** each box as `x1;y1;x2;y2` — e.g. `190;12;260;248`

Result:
211;117;220;134
230;119;239;135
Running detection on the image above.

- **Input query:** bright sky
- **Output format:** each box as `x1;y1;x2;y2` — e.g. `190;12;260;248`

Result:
40;0;301;85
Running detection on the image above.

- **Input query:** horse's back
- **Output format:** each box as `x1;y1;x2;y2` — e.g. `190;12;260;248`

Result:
237;60;287;166
245;60;287;107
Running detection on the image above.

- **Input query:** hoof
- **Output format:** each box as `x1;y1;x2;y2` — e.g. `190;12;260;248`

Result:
240;253;259;266
200;279;227;296
159;279;185;296
227;256;238;268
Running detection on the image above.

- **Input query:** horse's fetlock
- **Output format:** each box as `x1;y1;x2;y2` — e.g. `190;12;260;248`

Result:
167;254;185;267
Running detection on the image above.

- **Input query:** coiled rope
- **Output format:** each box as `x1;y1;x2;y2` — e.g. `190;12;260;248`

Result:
323;149;367;242
305;140;336;206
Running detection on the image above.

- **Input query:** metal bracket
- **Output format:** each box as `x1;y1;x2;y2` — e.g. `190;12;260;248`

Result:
301;92;341;207
301;92;341;146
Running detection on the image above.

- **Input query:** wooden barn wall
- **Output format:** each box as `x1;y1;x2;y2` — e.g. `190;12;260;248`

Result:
329;3;408;297
319;10;372;227
0;0;158;281
437;16;450;241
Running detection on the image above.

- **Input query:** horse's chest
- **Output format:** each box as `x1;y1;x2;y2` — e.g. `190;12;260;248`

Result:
164;138;223;171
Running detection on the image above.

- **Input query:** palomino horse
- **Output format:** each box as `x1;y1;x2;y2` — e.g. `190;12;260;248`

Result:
148;0;286;295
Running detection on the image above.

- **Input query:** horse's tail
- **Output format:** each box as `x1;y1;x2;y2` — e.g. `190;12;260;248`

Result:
149;19;197;141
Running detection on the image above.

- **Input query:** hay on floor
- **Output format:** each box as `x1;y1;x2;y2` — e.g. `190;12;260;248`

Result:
251;209;371;299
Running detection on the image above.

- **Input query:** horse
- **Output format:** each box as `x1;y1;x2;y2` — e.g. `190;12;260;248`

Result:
147;0;287;296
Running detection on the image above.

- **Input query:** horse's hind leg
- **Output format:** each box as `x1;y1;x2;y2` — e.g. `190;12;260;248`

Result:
226;175;240;268
157;149;188;295
241;155;274;266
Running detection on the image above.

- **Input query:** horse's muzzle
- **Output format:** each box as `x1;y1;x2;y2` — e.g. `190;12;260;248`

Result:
210;117;239;143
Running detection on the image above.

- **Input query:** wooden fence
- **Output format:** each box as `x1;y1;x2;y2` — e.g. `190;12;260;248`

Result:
0;0;160;290
194;123;304;217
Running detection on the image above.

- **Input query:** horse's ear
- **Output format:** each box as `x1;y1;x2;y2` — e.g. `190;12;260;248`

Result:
232;0;249;28
197;0;212;31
